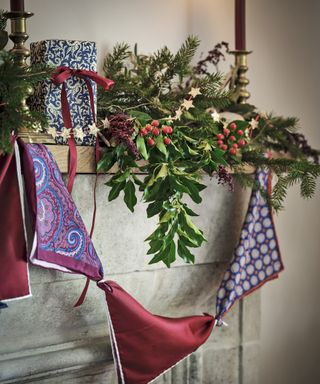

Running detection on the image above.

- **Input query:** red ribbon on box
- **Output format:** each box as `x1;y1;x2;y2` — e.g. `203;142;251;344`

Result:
51;66;114;193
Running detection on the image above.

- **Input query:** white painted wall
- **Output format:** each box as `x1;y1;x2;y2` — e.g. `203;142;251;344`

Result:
3;0;319;382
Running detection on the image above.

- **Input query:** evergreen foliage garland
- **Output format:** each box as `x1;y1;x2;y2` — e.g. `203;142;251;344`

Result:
97;37;320;267
0;50;52;153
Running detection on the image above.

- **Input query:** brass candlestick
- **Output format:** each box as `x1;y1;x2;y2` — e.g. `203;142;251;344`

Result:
4;11;33;67
230;50;252;104
3;10;54;143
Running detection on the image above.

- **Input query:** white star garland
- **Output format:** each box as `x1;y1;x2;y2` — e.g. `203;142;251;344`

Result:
74;128;85;142
88;122;100;136
47;127;58;139
188;87;202;98
101;117;110;129
249;118;259;130
211;110;220;122
181;99;194;111
61;127;72;141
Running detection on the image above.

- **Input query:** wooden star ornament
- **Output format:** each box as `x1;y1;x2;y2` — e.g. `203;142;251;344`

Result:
74;128;85;142
188;87;202;98
181;99;194;111
211;110;220;122
88;123;100;136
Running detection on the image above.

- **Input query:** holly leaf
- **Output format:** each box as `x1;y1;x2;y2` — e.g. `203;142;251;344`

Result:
124;180;137;212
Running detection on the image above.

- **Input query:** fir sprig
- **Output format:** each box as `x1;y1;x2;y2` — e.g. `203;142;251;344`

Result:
0;50;52;153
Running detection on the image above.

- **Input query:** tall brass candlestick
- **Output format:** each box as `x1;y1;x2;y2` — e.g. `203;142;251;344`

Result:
3;10;54;143
4;11;33;67
230;50;251;104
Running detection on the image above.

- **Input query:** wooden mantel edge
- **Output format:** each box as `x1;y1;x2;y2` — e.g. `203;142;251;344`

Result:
45;144;255;175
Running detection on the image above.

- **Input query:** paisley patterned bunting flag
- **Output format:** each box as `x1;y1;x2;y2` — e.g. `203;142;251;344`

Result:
19;141;103;280
215;170;284;323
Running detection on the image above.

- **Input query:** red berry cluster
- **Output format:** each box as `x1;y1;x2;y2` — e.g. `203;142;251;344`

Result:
139;120;173;147
216;122;246;156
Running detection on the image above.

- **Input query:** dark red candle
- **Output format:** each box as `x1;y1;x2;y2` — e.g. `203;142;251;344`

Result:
235;0;246;50
10;0;25;12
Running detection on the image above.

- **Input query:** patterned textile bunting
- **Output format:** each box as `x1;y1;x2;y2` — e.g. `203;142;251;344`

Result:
98;280;215;384
19;141;103;281
0;142;285;382
0;146;31;302
215;170;284;323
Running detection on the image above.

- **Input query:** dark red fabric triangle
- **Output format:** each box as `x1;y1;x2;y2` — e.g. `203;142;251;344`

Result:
0;150;30;301
98;281;215;384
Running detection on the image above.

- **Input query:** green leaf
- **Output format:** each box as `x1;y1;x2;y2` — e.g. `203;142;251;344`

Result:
136;135;148;160
181;178;202;203
145;222;169;241
147;164;168;187
183;205;199;217
178;240;195;263
147;239;163;255
178;231;200;247
97;151;116;172
114;169;131;183
143;177;169;202
155;135;168;156
169;176;190;194
130;110;152;121
108;181;126;201
178;213;206;246
149;241;176;267
124;180;137;212
147;201;164;218
160;210;176;223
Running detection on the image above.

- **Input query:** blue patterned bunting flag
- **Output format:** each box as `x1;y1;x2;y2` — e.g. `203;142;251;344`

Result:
216;170;284;323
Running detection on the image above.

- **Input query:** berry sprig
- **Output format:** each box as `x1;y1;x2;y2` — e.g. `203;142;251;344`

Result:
139;120;174;147
216;121;248;156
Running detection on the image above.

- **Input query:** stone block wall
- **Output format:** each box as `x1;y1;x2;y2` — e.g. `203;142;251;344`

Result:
0;175;260;383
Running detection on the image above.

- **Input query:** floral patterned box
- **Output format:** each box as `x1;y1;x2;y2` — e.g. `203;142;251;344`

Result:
30;39;97;146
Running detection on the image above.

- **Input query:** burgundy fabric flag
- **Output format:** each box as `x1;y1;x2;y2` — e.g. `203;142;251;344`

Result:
215;170;284;323
19;140;103;281
98;280;215;384
0;148;31;302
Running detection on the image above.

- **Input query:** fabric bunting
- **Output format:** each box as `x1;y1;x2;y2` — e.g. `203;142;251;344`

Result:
0;146;31;302
0;142;284;382
19;141;104;280
98;280;215;384
216;170;284;323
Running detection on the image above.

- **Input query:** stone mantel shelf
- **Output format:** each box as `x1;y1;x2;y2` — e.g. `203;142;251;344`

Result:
42;144;255;175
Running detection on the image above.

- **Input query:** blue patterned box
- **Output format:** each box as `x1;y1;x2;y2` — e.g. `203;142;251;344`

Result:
30;40;97;146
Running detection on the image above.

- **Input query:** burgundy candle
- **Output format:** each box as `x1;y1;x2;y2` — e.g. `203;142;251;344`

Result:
235;0;246;50
10;0;25;12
